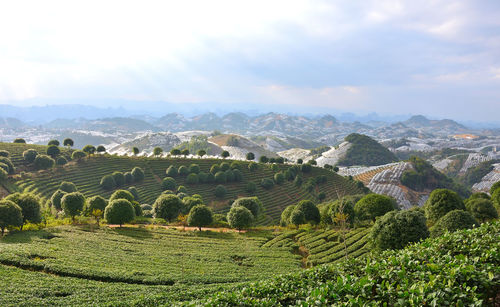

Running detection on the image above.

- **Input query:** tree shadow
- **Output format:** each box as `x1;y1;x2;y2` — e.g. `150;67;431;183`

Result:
109;226;154;240
0;229;59;244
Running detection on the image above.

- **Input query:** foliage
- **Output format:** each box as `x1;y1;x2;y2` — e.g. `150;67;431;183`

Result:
0;157;14;174
61;192;86;221
0;168;7;182
322;195;361;226
280;205;295;226
131;167;145;182
182;196;204;214
300;163;312;173
46;145;60;157
354;194;397;222
110;189;135;203
59;181;77;193
174;135;212;156
260;178;274;190
63;138;74;147
127;186;140;201
232;197;261;218
294;200;320;224
33;154;55;170
112;171;125;187
289;209;306;226
221;151;230;159
153;147;163;156
50;190;67;211
490;181;500;195
186;173;199;184
246;152;255;160
188;164;200;174
97;145;106;153
0;200;23;235
178;165;188;176
83;145;96;156
56;156;68;166
233;169;243;182
124;172;133;184
162;177;177;191
132;147;140;155
465;198;498;223
214;185;227;198
424;188;465;224
166;165;178;177
462;159;500;186
100;175;116;191
245;181;257;193
71;150;87;161
431;210;479;237
5;193;41;225
13;138;26;143
104;199;135;226
214;171;226;184
22;149;38;163
48;140;60;146
153;194;183;222
85;195;108;216
227;206;254;230
187;205;213;231
273;172;285;185
259;156;269;163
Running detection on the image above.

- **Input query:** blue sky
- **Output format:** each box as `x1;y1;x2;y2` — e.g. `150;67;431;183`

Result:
0;1;499;121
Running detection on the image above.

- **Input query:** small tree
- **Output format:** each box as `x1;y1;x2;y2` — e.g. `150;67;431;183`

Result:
280;205;295;226
104;199;135;227
83;145;96;158
233;169;243;182
124;172;134;184
97;145;106;154
63;138;74;148
85;195;108;223
183;196;204;214
246;152;255;161
50;190;67;210
59;181;77;193
214;185;227;198
0;168;7;182
48;139;60;146
110;189;135;202
0;200;23;235
289;209;306;227
490;181;500;195
112;171;125;187
259;156;269;163
424;189;465;224
131;167;145;182
465;198;498;223
225;169;235;182
245;181;257;193
166;165;178;177
186;173;199;184
300;163;312;173
100;175;116;191
220;162;230;171
13;138;26;143
72;150;87;161
61;192;86;222
177;186;188;194
127;187;140;201
354;194;398;222
197;150;206;158
260;178;274;190
56;156;68;166
227;206;253;231
153;194;183;222
5;193;41;229
0;157;14;174
210;164;220;174
297;158;303;164
215;171;227;184
34;155;55;170
248;162;258;172
0;150;10;158
188;205;213;231
221;151;230;159
295;200;320;224
46;145;60;158
153;147;163;157
132;147;140;156
430;210;479;237
232;197;262;218
274;172;285;185
162;177;177;191
178;165;189;176
181;149;190;157
170;148;181;156
189;164;200;174
23;149;38;163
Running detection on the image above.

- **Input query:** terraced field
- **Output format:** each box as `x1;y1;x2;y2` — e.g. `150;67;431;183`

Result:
0;142;73;171
0;142;363;225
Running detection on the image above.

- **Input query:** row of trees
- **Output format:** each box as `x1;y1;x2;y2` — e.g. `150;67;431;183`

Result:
100;167;145;191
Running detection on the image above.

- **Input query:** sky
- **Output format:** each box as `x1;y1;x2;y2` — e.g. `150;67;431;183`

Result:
0;1;499;121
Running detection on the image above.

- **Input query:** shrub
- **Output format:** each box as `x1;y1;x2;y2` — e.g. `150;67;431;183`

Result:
46;145;60;157
0;200;23;235
324;196;361;226
198;171;208;183
215;171;227;184
166;165;178;177
153;194;183;222
210;164;220;174
355;194;398;222
59;181;77;193
219;162;230;172
5;193;41;226
50;190;67;211
246;152;255;160
85;195;108;216
295;200;320;224
259;156;269;163
490;181;500;195
48;139;60;146
63;138;74;147
300;163;312;173
112;171;125;187
318;192;326;201
188;164;200;174
370;210;429;251
186;173;199;184
131;167;145;182
214;185;227;198
23;149;38;163
83;145;96;156
0;163;7;173
61;192;86;221
97;145;106;153
162;177;177;191
100;175;116;191
110;190;135;203
0;157;14;174
176;165;187;176
127;187;140;201
56;156;67;166
34;155;55;170
225;169;235;182
141;204;152;211
177;192;188;200
465;198;498;222
280;205;295;226
248;162;258;171
104;199;135;227
232;197;261;218
424;189;465;224
274;172;285;185
132;201;142;217
13;138;26;143
206;173;215;184
177;186;188;194
124;172;134;184
431;210;479;237
0;168;7;182
289;209;306;226
183;196;204;214
227;206;253;231
294;175;303;187
245;181;257;193
72;150;87;161
260;178;274;190
188;205;213;231
221;151;230;159
297;158;303;164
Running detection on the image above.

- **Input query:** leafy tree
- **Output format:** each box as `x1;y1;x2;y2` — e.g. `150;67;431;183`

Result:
214;185;227;198
61;192;85;222
206;173;215;184
166;165;178;177
295;200;320;224
274;172;285;185
0;150;9;157
56;156;68;166
162;177;177;191
289;209;306;227
276;157;285;164
197;150;206;158
323;195;361;226
131;167;145;182
189;164;200;174
465;198;498;223
183;196;204;214
0;157;14;174
186;173;199;184
248;162;258;171
233;169;243;182
181;149;190;157
59;181;77;193
72;150;87;161
297;158;303;164
0;163;8;174
23;149;38;163
355;194;398;222
220;162;230;171
131;201;142;217
112;171;125;187
210;164;220;174
221;151;230;159
5;193;41;228
280;205;295;226
232;197;261;218
0;168;7;182
188;205;213;231
215;171;227;184
246;152;255;160
492;188;500;210
110;189;135;202
178;165;188;176
227;206;253;231
46;145;60;158
153;194;183;222
97;145;106;153
170;148;181;156
318;192;326;201
63;138;74;148
198;171;208;183
83;145;96;157
132;147;140;156
85;195;108;216
34;154;55;170
259;156;269;163
104;199;135;227
124;172;134;184
308;160;317;165
424;189;465;224
294;175;303;187
260;178;274;190
177;185;188;194
333;166;339;172
370;210;429;251
490;181;500;195
245;181;257;193
300;163;312;173
13;138;26;143
431;210;479;237
48;139;60;146
225;169;235;182
0;200;23;235
127;186;140;201
153;147;163;157
466;192;490;204
100;175;116;191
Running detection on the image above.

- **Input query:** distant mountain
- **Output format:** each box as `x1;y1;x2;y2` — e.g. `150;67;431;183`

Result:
0;117;26;128
403;115;466;130
45;117;158;133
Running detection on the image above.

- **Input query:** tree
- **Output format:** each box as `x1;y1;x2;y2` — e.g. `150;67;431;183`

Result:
274;172;285;185
61;192;85;222
490;181;500;195
153;194;183;222
170;148;181;156
232;197;261;218
233;169;243;182
186;173;199;184
132;147;140;156
354;194;398;222
424;189;465;224
5;193;41;228
225;169;235;182
178;165;189;176
131;201;142;217
110;189;135;203
246;152;255;161
465;198;498;223
214;185;227;198
0;200;23;235
48;139;60;146
280;205;295;226
0;157;14;174
369;210;429;251
162;177;177;191
97;145;106;153
46;145;60;158
153;147;163;157
127;187;140;201
0;150;9;158
260;178;274;190
227;206;253;231
104;199;135;227
63;138;74;148
248;162;258;171
183;196;204;214
295;200;320;224
289;209;306;227
83;145;96;157
189;164;200;174
56;156;68;166
198;171;208;183
124;172;134;184
166;165;178;177
177;185;188;194
333;166;339;172
50;190;67;211
100;175;116;191
259;156;269;163
72;150;87;161
297;158;303;164
215;171;227;184
219;162;229;171
85;195;108;219
300;163;312;173
210;164;220;174
294;175;303;187
221;151;230;159
181;149;190;157
197;150;206;158
0;168;7;182
245;181;257;193
324;196;360;226
430;210;479;237
188;205;213;231
34;155;55;170
131;167;145;182
13;138;26;143
23;149;38;163
112;171;125;187
59;181;77;193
